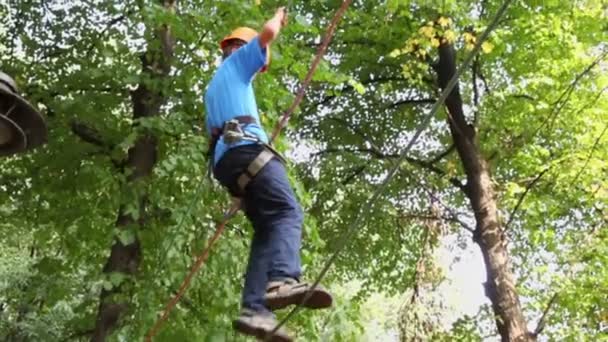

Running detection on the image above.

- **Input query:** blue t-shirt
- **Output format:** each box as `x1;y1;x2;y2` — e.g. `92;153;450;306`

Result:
205;36;269;165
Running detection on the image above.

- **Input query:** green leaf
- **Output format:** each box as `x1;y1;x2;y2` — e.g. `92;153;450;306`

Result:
117;229;136;246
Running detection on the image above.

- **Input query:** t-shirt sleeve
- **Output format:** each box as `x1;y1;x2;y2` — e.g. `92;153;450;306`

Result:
230;36;267;81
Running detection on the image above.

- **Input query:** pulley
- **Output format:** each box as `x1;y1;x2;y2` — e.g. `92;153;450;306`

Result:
0;71;47;156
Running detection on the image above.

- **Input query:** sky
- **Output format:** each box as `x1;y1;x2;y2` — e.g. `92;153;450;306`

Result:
358;233;491;341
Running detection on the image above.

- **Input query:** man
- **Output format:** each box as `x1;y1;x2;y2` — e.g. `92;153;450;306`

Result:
205;6;333;341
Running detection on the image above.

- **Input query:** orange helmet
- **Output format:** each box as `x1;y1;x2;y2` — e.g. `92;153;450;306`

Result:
220;27;270;72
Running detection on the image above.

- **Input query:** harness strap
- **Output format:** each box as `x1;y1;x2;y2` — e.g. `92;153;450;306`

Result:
208;116;286;195
237;148;275;192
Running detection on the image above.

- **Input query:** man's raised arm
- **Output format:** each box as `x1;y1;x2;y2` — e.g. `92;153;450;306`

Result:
259;7;288;48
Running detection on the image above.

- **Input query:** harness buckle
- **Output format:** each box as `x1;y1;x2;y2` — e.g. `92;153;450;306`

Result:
223;119;245;144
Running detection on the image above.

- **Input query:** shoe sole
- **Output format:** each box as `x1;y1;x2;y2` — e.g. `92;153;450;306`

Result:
233;320;291;342
266;288;333;311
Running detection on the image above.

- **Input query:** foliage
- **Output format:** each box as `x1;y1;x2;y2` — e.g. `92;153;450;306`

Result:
1;0;606;341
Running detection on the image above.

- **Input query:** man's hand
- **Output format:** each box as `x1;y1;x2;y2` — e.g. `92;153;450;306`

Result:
260;6;288;48
275;7;288;27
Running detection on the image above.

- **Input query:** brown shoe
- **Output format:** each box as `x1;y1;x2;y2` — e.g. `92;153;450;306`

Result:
232;309;293;342
265;278;333;310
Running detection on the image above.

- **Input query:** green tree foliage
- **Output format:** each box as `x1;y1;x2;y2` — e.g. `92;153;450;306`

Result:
1;0;606;341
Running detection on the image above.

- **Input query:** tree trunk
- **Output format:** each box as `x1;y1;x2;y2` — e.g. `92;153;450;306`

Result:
435;42;532;341
91;1;176;341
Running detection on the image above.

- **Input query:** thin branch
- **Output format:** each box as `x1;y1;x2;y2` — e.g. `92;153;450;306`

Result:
429;144;455;164
481;332;500;340
322;114;456;180
532;293;559;337
511;94;537;101
472;55;480;125
70;121;114;150
170;290;207;321
504;167;550;232
71;121;125;169
422;187;475;233
400;212;471;228
570;113;608;185
315;147;466;190
314;147;395;158
44;11;132;60
533;49;608;137
386;98;435;109
325;118;374;148
85;12;131;56
309;76;410;108
477;64;491;95
341;165;366;185
186;11;228;54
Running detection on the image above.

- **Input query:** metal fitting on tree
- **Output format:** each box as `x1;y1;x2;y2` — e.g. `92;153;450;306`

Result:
0;71;47;156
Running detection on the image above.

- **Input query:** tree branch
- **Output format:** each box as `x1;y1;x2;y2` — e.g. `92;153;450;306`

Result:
169;290;207;322
477;66;491;95
314;147;465;190
429;144;456;164
314;147;395;159
386;98;435;109
325;118;375;148
472;55;481;125
309;76;409;108
341;164;366;185
503;167;550;232
511;94;537;101
44;11;133;60
570;112;608;185
532;293;559;337
400;212;472;230
86;12;132;56
422;187;475;233
533;49;608;137
70;120;114;150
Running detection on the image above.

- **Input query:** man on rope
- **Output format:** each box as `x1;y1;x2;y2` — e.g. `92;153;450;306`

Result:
205;6;333;341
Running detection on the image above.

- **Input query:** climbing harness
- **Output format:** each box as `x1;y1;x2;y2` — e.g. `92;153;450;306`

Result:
208;116;286;194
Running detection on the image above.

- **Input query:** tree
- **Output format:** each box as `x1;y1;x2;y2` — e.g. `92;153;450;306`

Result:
296;0;606;340
91;0;176;340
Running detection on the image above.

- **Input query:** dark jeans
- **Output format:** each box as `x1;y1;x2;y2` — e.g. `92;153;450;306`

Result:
213;144;303;313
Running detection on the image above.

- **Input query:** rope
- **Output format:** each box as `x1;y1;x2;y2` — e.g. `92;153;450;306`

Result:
270;0;354;142
145;1;352;339
265;0;514;338
145;201;239;342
